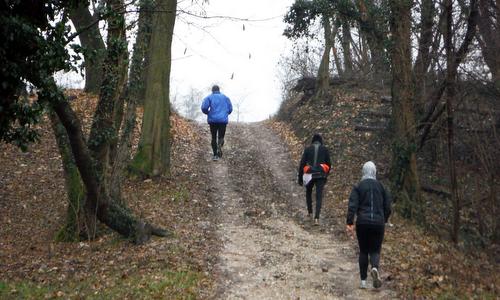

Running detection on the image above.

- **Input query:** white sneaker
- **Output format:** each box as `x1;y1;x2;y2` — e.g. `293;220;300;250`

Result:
360;280;367;289
371;267;382;288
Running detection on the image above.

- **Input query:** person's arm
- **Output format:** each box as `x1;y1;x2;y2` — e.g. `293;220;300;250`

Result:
227;97;233;114
346;186;359;225
201;97;210;114
297;149;307;185
346;186;359;238
382;183;392;223
325;147;332;170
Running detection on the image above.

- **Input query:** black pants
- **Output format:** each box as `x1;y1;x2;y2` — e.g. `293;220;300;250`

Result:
305;178;326;219
356;224;385;280
209;123;227;156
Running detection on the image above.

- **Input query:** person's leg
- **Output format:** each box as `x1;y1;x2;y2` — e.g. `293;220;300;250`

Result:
209;124;218;156
368;225;384;288
356;224;370;281
368;225;385;269
314;178;326;219
305;180;314;215
217;124;227;157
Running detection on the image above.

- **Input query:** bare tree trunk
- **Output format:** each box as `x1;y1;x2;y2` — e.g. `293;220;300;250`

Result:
88;0;129;192
331;23;343;77
493;174;500;243
389;0;421;220
341;17;353;77
131;0;177;177
413;0;435;110
477;0;500;87
418;1;478;149
69;2;105;94
357;0;389;81
49;111;86;241
317;15;332;94
40;83;168;243
444;0;460;243
110;0;154;201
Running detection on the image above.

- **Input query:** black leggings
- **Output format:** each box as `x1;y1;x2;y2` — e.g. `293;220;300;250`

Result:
305;178;326;219
209;123;227;156
356;224;385;280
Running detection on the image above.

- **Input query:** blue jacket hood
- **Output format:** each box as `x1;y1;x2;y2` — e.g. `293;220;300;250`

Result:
201;91;233;124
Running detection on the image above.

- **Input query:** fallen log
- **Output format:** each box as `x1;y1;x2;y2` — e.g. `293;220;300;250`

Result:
359;110;392;118
421;184;451;198
354;125;386;131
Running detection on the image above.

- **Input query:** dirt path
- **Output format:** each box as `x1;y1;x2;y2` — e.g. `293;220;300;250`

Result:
201;123;397;299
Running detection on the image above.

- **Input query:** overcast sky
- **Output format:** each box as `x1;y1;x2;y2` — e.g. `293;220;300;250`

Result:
172;0;294;122
56;0;295;122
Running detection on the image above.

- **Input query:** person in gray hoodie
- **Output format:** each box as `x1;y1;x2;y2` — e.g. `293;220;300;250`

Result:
346;161;391;289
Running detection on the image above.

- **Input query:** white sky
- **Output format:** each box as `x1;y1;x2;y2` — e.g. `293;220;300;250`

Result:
172;0;294;122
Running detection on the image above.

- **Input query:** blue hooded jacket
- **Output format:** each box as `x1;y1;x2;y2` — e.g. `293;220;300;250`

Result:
201;91;233;124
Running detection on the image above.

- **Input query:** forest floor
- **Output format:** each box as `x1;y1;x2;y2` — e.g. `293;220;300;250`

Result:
0;89;499;299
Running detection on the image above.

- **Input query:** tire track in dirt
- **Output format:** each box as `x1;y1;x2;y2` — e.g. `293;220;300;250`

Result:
203;123;396;299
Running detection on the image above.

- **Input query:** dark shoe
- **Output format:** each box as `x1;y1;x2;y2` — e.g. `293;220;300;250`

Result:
371;267;382;288
306;213;313;223
217;139;224;158
212;155;219;161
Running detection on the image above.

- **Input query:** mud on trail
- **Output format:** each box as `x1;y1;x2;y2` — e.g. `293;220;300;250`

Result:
200;122;396;299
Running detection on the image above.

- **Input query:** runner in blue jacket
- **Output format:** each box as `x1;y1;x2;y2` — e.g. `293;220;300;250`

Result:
201;85;233;160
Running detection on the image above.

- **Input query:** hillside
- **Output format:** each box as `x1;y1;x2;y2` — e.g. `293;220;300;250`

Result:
270;80;499;298
0;87;498;299
0;91;220;298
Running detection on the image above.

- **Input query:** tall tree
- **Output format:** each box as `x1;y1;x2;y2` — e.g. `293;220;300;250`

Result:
388;0;421;219
340;16;353;76
1;0;168;243
110;0;154;202
413;0;435;108
317;15;333;93
131;0;177;177
477;0;500;87
69;1;106;94
444;0;460;243
356;0;390;80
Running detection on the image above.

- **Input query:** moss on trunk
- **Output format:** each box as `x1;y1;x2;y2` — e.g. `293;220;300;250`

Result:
49;112;86;242
389;0;422;220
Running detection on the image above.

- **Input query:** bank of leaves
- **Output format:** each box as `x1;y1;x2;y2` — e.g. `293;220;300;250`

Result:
270;82;499;298
0;90;219;299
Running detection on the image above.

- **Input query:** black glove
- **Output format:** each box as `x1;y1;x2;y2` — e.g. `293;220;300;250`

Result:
298;176;303;186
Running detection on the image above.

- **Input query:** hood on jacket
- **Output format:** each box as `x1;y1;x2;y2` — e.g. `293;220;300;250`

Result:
361;161;377;180
311;133;323;145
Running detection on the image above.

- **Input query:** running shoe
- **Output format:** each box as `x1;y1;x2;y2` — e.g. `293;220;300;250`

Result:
360;280;367;289
314;218;319;226
371;267;382;288
212;155;219;161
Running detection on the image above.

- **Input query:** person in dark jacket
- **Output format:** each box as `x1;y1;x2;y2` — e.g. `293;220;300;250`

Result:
298;133;332;225
201;85;233;161
346;161;391;289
